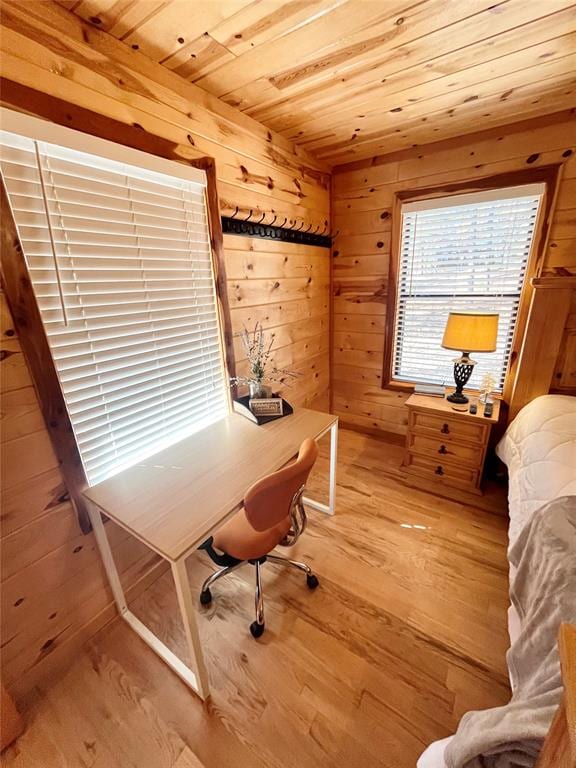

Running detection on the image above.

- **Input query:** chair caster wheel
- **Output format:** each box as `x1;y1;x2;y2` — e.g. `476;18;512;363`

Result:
200;588;212;606
307;574;319;589
250;621;265;639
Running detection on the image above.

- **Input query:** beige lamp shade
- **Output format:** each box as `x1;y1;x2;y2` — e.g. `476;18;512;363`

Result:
442;312;499;353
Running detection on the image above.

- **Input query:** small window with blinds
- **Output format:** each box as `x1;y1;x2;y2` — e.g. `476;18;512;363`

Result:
391;184;544;391
0;114;229;486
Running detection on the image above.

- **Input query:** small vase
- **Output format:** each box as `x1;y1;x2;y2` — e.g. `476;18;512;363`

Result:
249;381;267;398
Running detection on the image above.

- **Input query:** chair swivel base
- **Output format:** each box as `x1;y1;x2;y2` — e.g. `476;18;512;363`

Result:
199;552;319;638
250;621;265;639
199;588;213;606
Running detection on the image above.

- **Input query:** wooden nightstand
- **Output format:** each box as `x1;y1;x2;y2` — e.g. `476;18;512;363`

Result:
403;394;501;495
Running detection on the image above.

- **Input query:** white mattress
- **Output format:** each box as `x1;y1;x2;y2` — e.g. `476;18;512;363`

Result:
417;394;576;768
495;394;576;551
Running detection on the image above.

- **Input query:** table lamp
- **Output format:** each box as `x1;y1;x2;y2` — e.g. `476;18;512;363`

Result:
441;312;499;404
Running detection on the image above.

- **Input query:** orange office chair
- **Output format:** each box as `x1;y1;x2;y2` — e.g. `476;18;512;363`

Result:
198;438;319;638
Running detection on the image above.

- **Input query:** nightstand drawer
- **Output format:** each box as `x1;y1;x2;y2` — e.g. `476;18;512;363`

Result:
407;433;483;468
404;453;480;491
410;411;488;444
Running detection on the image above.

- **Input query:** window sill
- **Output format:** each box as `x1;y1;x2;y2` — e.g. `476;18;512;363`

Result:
383;379;503;399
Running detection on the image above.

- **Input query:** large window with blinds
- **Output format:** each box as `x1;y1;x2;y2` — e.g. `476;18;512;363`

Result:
0;110;229;486
390;184;544;392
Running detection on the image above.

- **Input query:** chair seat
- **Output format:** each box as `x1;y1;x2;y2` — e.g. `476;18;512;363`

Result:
213;509;291;561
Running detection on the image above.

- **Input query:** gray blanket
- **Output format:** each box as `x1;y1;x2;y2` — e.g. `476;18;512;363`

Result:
445;494;576;768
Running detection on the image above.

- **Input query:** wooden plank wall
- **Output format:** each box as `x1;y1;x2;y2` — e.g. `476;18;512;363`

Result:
0;0;331;406
0;1;330;698
0;291;167;698
552;291;576;393
331;116;576;437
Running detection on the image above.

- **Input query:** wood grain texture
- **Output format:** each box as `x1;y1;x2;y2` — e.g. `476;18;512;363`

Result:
553;293;576;393
0;685;23;751
55;0;576;166
403;395;500;495
0;4;329;702
84;409;337;561
331;117;576;434
536;624;576;768
510;278;575;419
0;290;167;699
0;0;331;411
1;428;512;768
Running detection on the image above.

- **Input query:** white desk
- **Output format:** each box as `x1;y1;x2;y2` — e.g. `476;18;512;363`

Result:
84;408;338;700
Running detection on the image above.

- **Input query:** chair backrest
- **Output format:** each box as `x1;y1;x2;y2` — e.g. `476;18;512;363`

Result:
244;438;318;532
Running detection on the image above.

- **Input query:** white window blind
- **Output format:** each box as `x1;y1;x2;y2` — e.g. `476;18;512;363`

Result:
0;117;229;485
392;185;544;391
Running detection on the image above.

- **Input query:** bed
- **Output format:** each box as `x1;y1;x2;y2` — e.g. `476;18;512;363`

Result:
417;394;576;768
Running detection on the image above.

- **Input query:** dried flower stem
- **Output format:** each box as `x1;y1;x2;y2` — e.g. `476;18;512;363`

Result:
230;322;301;389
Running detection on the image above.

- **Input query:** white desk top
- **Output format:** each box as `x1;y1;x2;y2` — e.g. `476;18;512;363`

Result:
84;408;337;561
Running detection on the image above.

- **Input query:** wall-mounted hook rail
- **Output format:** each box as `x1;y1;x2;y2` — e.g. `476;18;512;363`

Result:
221;208;331;248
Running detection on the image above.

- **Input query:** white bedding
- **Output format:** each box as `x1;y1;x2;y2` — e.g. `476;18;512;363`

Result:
417;394;576;768
495;394;576;549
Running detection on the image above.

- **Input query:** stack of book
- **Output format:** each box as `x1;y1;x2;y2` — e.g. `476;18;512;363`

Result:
233;395;293;425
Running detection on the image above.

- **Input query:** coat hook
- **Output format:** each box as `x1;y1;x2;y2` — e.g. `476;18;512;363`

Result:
295;221;305;232
256;211;266;224
230;206;239;219
304;223;312;233
270;214;277;226
244;209;253;221
280;217;287;228
313;224;320;234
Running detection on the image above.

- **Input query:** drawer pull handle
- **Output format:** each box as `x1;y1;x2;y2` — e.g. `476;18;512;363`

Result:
438;445;448;454
441;423;450;434
435;466;444;476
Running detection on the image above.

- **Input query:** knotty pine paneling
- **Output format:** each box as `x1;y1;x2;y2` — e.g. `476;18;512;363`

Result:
331;117;576;437
0;4;330;699
0;0;330;409
225;235;330;408
58;0;575;165
553;293;576;393
0;292;166;698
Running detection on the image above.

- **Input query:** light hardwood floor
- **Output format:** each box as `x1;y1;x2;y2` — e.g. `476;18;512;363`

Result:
2;429;511;768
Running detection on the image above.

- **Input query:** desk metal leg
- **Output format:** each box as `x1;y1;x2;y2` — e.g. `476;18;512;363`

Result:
171;558;210;699
303;419;338;516
87;500;210;700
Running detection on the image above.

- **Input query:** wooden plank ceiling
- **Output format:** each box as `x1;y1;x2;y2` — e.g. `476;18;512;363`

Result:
58;0;576;166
